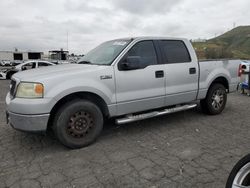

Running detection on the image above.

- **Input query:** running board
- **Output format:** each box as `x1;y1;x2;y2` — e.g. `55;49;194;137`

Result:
116;104;197;125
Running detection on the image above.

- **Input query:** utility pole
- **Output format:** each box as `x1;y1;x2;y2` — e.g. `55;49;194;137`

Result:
66;31;69;52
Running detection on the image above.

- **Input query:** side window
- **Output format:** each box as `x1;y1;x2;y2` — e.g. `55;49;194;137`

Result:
126;41;158;68
22;62;36;70
38;62;51;67
160;40;191;63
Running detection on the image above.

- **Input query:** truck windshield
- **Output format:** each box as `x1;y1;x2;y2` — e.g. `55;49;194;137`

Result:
77;39;132;65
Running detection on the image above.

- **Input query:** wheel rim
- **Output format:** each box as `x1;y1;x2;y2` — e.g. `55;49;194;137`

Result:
211;89;225;110
232;163;250;188
67;111;94;138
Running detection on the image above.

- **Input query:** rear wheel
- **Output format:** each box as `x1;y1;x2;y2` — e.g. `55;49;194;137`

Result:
200;83;227;115
53;99;103;149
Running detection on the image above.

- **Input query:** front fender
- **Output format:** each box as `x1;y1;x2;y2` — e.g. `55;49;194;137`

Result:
45;78;116;106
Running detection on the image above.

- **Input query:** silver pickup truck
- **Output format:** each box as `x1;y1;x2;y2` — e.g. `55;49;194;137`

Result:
6;37;240;148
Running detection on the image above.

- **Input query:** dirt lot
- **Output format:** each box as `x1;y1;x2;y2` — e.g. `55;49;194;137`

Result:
0;80;250;188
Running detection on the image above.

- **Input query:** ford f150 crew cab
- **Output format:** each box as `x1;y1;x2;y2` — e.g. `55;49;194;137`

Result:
6;37;241;148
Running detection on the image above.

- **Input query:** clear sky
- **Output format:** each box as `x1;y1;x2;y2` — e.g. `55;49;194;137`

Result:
0;0;249;54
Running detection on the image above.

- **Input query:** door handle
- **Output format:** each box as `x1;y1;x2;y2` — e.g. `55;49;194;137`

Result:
155;70;164;78
189;68;196;74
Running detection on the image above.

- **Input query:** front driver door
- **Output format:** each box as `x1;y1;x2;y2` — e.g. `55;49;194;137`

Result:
114;40;166;116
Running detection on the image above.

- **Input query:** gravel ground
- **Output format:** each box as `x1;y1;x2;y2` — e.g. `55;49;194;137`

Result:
0;79;250;188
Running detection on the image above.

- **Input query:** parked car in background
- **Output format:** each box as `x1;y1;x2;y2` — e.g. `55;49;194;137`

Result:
0;61;5;66
5;60;55;79
51;60;71;64
0;60;11;66
11;60;24;66
68;56;82;64
0;69;7;79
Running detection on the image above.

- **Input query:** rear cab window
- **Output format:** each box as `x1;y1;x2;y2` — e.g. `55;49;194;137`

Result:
159;40;191;64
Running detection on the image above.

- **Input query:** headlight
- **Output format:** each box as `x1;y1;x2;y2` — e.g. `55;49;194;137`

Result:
16;82;44;98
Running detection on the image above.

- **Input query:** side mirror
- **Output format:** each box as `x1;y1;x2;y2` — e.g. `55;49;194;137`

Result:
119;56;141;70
21;66;27;71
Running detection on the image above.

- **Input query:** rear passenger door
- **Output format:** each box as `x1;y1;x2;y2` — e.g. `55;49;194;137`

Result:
158;40;199;106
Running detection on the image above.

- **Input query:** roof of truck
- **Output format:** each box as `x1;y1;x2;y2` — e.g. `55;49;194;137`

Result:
115;36;187;41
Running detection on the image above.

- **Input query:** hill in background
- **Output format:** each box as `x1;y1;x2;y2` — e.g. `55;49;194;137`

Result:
192;26;250;60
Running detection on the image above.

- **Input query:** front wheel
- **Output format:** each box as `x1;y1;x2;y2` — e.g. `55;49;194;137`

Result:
53;99;103;149
226;154;250;188
200;83;227;115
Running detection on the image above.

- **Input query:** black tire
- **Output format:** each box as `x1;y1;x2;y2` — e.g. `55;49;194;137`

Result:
200;83;227;115
6;72;15;80
53;99;103;149
226;154;250;188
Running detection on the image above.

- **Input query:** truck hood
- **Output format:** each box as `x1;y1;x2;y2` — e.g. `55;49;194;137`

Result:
13;64;109;82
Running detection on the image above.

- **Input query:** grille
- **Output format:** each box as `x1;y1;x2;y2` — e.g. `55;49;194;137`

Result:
10;80;16;97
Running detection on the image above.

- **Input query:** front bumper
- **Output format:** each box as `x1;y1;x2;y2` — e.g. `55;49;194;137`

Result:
6;111;50;132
